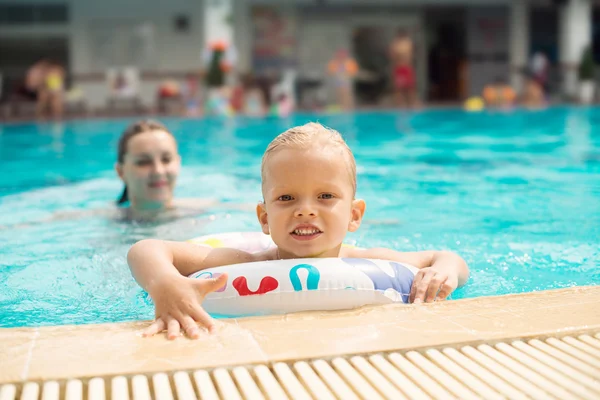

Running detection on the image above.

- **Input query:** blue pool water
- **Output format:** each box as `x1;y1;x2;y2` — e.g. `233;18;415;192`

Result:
1;108;599;328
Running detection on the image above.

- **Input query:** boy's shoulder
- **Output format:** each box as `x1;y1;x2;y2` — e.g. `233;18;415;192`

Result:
204;246;276;268
340;246;424;261
248;248;278;263
340;246;395;258
339;246;439;270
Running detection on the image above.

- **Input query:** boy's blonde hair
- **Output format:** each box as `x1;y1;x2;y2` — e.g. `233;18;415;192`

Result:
261;122;357;195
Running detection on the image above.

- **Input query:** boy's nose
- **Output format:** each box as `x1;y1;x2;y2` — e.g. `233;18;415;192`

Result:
294;203;317;217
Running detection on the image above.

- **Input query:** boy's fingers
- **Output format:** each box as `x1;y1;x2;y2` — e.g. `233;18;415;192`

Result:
203;273;228;293
143;318;166;337
413;274;432;303
425;275;447;303
167;319;181;340
409;272;423;303
181;316;201;339
191;306;216;333
437;282;454;301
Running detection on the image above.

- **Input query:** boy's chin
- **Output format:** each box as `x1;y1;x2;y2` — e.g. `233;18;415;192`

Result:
284;246;332;259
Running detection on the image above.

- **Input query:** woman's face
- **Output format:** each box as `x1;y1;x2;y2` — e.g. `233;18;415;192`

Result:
116;130;180;209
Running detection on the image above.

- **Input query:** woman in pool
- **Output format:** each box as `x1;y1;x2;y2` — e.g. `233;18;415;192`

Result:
0;120;222;229
114;119;218;221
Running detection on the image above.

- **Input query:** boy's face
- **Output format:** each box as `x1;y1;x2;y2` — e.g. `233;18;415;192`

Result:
257;146;365;258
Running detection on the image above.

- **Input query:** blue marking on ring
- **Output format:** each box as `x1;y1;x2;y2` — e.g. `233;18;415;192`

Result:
289;264;321;291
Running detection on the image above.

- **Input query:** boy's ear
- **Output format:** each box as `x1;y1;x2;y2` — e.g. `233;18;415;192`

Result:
348;199;366;232
115;162;124;181
256;201;270;234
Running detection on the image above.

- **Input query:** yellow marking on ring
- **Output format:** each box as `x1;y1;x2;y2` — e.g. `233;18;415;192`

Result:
200;238;225;248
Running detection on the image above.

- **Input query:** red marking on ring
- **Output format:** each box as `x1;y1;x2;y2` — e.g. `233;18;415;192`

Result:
232;276;279;296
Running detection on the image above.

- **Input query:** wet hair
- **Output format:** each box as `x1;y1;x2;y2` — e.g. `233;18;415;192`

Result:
261;122;357;196
116;119;173;204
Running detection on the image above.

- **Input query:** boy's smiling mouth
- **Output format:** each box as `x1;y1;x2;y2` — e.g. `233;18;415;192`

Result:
290;224;323;240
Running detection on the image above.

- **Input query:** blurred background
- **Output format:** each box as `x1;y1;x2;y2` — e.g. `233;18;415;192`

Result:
0;0;599;121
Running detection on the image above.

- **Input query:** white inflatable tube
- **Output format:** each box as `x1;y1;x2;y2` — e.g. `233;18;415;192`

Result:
188;232;418;317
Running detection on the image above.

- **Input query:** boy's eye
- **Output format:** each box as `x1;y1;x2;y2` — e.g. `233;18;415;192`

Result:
319;193;335;199
162;156;172;163
277;195;293;201
136;159;151;166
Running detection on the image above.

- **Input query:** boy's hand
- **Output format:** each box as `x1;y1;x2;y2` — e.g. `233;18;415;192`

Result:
409;267;458;303
142;273;228;340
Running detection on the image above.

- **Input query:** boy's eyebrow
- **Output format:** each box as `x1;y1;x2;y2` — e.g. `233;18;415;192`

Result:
266;185;292;193
268;183;347;193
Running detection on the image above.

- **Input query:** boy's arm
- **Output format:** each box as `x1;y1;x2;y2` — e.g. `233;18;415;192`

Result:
127;239;212;294
127;239;257;293
127;239;257;339
354;248;470;303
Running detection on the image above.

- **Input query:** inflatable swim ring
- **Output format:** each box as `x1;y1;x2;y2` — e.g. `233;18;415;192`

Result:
187;232;418;317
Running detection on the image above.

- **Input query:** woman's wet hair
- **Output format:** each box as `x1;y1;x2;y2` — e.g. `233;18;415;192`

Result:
116;119;172;204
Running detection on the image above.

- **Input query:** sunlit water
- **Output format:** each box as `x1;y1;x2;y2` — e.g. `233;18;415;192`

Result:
1;108;599;328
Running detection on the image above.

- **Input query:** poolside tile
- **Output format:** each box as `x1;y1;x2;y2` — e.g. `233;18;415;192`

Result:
421;297;508;316
236;304;474;361
441;311;526;338
428;286;600;317
0;328;38;384
447;303;600;340
26;320;268;381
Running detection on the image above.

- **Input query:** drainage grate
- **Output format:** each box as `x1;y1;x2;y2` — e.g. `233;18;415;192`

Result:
2;332;599;399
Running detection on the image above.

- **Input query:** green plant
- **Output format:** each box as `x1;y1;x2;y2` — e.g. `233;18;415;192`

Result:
578;46;596;81
205;49;225;88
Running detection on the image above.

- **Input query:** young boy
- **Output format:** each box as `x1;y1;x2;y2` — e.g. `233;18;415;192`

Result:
128;123;469;339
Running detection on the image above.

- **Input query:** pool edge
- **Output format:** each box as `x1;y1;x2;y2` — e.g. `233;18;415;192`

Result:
1;285;599;384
